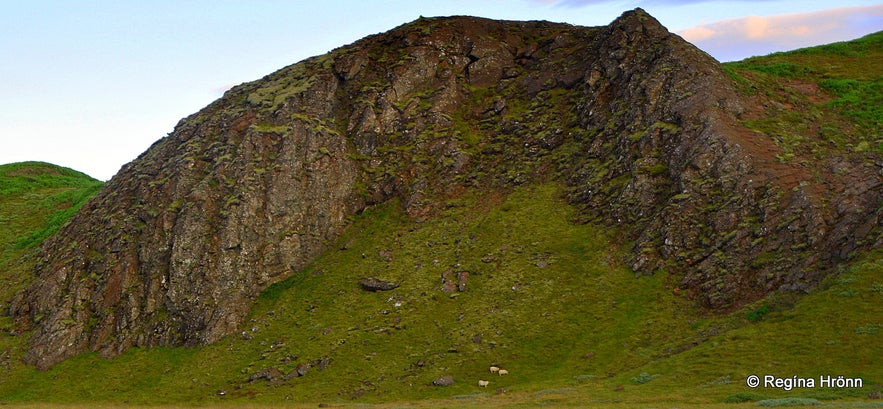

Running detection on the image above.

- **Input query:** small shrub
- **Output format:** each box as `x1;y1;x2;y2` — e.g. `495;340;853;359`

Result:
640;163;669;176
855;324;882;335
723;392;766;403
630;372;657;384
574;374;596;384
746;62;814;77
819;78;883;130
747;305;770;322
258;274;300;302
755;397;821;406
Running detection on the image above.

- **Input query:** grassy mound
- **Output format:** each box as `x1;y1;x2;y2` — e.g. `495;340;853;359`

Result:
0;161;103;304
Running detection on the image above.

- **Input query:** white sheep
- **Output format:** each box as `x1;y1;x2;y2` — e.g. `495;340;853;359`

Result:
478;379;489;387
498;369;509;376
489;366;500;373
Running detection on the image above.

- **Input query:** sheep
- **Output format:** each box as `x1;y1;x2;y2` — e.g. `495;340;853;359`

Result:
489;366;500;373
478;379;490;387
498;369;509;376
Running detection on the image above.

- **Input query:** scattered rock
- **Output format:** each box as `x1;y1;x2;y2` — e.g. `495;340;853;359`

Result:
457;271;470;292
340;240;354;250
432;375;455;386
869;390;882;399
378;249;393;262
249;367;283;383
441;270;470;293
312;358;331;370
441;270;458;293
359;277;399;292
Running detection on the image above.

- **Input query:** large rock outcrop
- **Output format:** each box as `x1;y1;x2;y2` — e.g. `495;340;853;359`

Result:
12;9;880;369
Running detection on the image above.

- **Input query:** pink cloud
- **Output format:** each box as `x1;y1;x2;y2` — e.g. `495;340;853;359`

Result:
539;0;783;6
212;83;237;96
678;4;883;61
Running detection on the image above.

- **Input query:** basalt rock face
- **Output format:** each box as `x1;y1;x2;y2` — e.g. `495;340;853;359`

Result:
561;12;880;307
13;9;881;369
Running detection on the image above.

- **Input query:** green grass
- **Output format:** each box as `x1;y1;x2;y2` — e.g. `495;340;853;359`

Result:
818;78;883;140
628;250;883;403
0;161;103;194
13;183;104;249
0;162;104;325
723;31;883;156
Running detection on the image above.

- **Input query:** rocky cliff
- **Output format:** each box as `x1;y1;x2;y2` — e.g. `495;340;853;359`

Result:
12;9;881;370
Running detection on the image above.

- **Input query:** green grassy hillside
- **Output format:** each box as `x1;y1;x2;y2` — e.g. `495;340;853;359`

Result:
0;32;881;408
0;162;103;306
723;31;882;159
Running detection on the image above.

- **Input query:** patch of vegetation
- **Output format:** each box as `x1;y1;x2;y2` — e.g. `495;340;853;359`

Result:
640;163;669;176
630;372;658;384
726;62;814;78
0;161;103;195
629;249;883;402
14;183;103;249
746;305;769;322
723;392;767;403
0;162;105;370
756;397;821;407
724;31;883;156
819;78;883;141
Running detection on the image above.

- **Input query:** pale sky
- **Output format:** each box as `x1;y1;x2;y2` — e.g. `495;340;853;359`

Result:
2;0;881;181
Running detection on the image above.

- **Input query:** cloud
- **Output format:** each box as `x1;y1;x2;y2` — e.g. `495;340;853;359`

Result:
211;83;237;96
678;4;883;61
536;0;780;7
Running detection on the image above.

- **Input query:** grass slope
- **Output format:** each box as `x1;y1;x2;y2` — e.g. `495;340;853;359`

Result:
723;31;882;159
